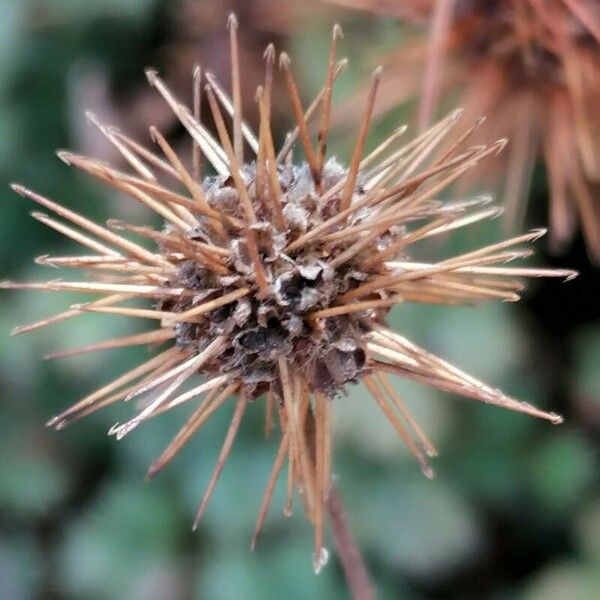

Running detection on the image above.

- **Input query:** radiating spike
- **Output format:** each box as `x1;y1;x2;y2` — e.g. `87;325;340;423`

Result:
277;58;348;162
145;69;230;176
263;43;276;120
339;66;382;212
317;24;343;177
228;13;244;163
11;184;175;271
31;212;120;257
256;86;286;230
376;373;438;457
147;383;238;479
205;85;269;294
46;347;182;428
192;390;247;528
149;126;224;229
85;112;156;181
164;287;251;323
11;292;132;337
279;52;321;187
45;328;173;360
192;64;203;182
364;375;434;479
278;361;316;517
0;280;192;299
160;373;239;414
205;72;259;153
251;431;290;550
109;131;179;180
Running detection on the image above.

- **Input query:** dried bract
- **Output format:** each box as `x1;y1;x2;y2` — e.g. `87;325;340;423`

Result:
4;18;576;567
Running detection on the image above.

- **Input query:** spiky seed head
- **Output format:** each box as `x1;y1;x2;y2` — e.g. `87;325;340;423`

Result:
3;19;576;567
321;0;600;262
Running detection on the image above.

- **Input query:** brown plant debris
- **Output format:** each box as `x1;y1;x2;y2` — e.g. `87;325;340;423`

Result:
321;0;600;262
3;17;576;570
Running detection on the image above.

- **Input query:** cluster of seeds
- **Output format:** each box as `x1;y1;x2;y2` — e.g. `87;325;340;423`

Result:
162;158;374;400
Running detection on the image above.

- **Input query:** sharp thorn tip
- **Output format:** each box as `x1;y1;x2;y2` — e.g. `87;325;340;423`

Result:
227;13;238;29
263;43;275;61
279;52;291;69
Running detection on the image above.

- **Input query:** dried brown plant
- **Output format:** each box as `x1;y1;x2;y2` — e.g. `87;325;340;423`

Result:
4;17;576;576
321;0;600;262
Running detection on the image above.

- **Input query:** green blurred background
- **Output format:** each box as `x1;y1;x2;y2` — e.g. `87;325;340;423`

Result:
0;1;598;598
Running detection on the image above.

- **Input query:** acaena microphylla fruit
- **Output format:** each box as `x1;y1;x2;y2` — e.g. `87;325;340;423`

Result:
3;17;576;570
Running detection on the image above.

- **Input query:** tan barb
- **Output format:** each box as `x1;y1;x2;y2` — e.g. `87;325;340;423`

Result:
3;15;575;571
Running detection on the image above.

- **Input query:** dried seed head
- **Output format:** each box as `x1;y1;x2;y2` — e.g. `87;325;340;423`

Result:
322;0;600;262
3;19;576;566
166;157;374;399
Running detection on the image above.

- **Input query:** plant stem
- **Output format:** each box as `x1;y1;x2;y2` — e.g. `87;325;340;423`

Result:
327;484;376;600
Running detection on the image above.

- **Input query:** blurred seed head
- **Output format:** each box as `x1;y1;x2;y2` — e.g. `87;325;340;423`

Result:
321;0;600;262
